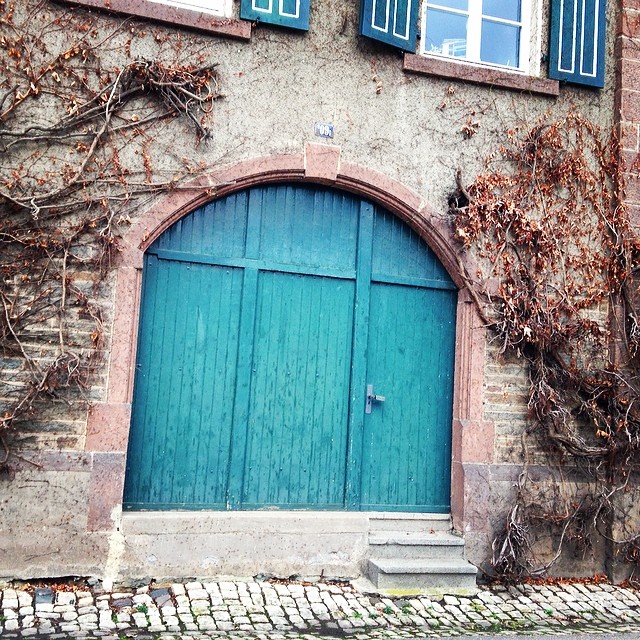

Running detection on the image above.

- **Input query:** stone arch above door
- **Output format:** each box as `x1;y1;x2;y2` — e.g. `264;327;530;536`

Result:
84;144;492;537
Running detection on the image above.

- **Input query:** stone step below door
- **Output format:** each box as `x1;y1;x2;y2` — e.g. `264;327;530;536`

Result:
369;531;466;560
367;558;478;591
368;513;452;532
365;514;478;594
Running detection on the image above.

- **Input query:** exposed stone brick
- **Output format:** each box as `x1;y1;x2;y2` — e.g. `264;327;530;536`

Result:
620;8;640;39
624;171;640;204
620;89;640;124
622;149;640;174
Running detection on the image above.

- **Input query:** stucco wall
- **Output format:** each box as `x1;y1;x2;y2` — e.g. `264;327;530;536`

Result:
0;0;631;583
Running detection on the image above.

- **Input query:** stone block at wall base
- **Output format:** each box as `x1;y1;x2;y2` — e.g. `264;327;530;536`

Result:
457;531;493;582
0;531;110;581
0;463;110;580
536;534;608;579
118;512;370;582
607;487;640;583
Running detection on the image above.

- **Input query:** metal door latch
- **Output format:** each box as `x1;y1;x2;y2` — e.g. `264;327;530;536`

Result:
365;384;385;414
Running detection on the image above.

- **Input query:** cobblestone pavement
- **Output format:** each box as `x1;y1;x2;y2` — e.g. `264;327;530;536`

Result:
2;579;640;638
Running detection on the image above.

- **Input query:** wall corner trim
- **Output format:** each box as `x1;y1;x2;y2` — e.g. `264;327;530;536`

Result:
86;403;132;453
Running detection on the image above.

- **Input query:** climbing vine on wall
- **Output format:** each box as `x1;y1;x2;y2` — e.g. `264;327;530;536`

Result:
450;113;640;581
0;0;221;470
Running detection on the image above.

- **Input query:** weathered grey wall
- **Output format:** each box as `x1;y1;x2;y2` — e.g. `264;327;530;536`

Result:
0;0;623;582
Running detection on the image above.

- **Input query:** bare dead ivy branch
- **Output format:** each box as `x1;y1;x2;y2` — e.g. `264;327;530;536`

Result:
0;0;222;468
450;113;640;581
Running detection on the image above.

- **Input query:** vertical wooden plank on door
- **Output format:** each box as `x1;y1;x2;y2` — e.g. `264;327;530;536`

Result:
124;258;243;509
362;284;456;511
133;254;185;506
190;265;244;506
431;288;458;503
123;253;163;506
345;201;375;509
240;185;358;508
226;190;263;509
225;268;259;509
360;208;456;511
241;272;355;508
125;193;249;510
162;258;199;506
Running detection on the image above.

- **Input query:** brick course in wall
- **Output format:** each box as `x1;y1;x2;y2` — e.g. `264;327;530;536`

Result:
618;2;640;221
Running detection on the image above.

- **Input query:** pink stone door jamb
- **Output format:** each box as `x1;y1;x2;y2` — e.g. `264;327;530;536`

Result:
85;143;491;541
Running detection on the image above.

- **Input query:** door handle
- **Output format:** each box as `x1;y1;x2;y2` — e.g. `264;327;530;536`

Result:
365;384;385;414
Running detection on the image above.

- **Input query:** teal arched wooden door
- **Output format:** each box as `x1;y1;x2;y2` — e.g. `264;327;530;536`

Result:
123;185;457;512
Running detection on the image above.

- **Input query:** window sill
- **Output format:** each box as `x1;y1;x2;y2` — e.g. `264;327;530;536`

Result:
403;54;559;97
60;0;252;40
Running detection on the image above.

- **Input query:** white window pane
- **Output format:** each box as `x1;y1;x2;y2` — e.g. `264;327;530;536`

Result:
483;0;520;22
430;0;468;10
480;20;520;66
425;8;468;57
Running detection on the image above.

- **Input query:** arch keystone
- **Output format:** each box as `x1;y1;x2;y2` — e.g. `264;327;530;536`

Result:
305;142;341;183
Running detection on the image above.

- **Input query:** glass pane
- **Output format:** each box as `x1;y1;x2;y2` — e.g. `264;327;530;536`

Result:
425;8;468;57
483;0;520;21
427;0;468;10
480;20;520;67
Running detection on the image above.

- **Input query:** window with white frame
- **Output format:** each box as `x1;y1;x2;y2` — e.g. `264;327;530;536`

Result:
421;0;531;72
64;0;607;89
359;0;607;88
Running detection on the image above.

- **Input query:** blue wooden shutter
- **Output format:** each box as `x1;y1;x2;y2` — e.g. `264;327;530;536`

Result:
240;0;309;30
359;0;418;51
548;0;607;88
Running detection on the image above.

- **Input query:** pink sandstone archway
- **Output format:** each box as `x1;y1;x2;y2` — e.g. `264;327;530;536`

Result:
84;143;492;546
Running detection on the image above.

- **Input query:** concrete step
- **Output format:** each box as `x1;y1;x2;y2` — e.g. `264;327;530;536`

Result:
367;558;478;592
368;513;451;533
368;531;465;560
